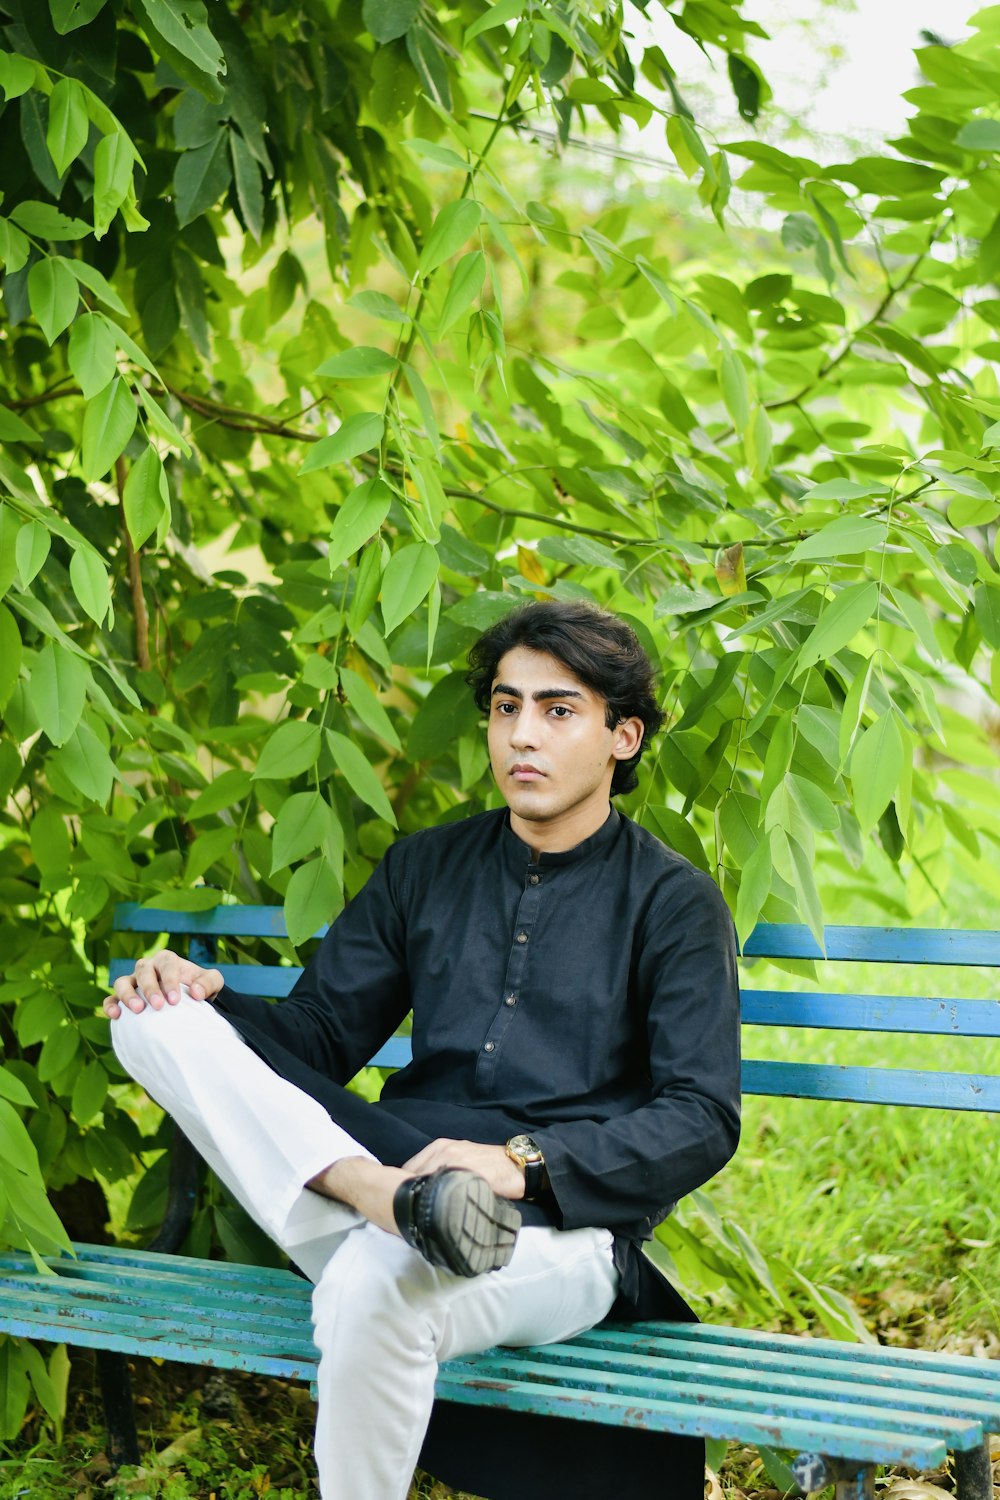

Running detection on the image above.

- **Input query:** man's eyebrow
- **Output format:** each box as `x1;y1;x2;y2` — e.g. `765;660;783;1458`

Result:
491;683;586;701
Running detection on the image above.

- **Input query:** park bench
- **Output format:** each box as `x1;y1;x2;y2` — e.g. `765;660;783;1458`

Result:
1;904;998;1500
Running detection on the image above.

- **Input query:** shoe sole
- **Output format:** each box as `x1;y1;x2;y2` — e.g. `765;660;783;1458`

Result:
435;1171;521;1277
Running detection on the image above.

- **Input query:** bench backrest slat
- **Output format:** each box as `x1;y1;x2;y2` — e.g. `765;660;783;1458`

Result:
742;989;1000;1038
115;907;1000;967
742;1059;1000;1112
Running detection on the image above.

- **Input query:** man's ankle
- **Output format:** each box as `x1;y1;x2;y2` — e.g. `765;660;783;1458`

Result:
307;1157;410;1237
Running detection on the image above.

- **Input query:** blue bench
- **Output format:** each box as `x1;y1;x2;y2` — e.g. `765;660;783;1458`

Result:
2;905;998;1500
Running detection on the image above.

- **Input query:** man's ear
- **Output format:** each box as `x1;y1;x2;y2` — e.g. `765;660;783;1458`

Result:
611;716;644;762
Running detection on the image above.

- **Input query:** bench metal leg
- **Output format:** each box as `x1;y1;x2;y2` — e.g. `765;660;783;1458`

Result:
95;1349;140;1470
954;1438;993;1500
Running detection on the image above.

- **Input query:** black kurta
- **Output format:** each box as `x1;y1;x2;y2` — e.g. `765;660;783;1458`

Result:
213;805;741;1499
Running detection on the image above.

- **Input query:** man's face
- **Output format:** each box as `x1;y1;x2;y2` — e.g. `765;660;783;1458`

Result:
487;646;641;829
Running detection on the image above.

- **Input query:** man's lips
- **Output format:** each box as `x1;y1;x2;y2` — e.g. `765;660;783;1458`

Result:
510;764;545;781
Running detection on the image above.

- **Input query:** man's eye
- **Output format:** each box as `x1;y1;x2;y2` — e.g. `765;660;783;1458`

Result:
550;705;572;718
496;702;516;715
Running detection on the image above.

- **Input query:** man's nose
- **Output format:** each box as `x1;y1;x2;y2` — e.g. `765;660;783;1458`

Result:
510;709;542;747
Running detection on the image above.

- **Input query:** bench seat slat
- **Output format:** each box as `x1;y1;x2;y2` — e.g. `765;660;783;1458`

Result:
571;1330;1000;1397
0;1275;312;1337
741;1059;1000;1110
742;990;1000;1037
607;1322;1000;1376
434;1372;950;1468
483;1345;1000;1425
444;1353;984;1443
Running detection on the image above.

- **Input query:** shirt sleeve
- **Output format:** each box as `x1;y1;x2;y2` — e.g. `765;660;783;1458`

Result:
532;866;741;1235
212;840;412;1087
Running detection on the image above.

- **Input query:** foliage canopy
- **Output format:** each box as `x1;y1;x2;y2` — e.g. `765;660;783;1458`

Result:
0;0;999;1436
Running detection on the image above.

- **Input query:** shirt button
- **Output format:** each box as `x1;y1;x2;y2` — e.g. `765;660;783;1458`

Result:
483;1041;495;1053
505;995;517;1007
516;931;528;944
529;874;540;886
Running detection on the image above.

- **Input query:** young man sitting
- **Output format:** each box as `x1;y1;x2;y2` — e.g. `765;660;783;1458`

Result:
105;600;740;1500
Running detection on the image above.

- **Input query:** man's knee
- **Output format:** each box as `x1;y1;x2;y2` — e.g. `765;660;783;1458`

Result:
111;990;213;1076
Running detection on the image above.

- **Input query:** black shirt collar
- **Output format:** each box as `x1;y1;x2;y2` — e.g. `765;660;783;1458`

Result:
502;806;621;868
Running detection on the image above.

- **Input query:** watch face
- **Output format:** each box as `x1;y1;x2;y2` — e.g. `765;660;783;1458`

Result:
508;1134;541;1160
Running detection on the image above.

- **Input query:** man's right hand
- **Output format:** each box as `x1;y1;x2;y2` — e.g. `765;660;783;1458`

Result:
103;949;225;1020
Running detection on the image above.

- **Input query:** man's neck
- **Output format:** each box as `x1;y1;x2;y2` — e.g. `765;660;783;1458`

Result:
508;800;613;861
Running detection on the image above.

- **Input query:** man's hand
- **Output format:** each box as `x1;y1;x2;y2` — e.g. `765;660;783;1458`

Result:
102;949;225;1020
402;1139;526;1200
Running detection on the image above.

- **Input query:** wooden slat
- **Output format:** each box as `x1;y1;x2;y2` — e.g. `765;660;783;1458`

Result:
742;1059;1000;1111
742;925;1000;966
743;989;1000;1038
113;904;312;939
108;960;300;997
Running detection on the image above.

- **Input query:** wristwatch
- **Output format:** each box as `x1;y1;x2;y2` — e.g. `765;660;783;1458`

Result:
505;1134;546;1201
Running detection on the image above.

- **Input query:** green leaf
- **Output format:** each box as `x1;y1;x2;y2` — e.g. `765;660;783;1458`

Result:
948;493;999;528
719;347;749;429
0;406;37;444
316;347;398;379
957;118;1000;151
465;0;522;44
975;582;1000;647
188;767;253;818
93;131;136;237
850;710;904;833
348;290;410;324
789;515;886;562
174;129;232;227
0;603;23;712
838;654;874;765
773;829;825;951
284;856;340;949
328;479;393;569
804;478;886;502
794;582;879;676
407;671;481;760
123;445;170;548
271;791;328;873
339;665;402;750
380;542;439;636
254;720;322;781
68;260;129;315
136;382;191;455
437;249;487;335
50;0;108;32
326;729;397;825
81;376;137;480
28;643;88;745
645;806;709;871
9;201;91;239
363;0;419;43
48;721;115;803
300;413;385;473
69;547;111;625
418;199;482;275
0;218;31;273
68;312;118;399
0;51;37;100
735;835;771;949
16;521;50;589
230;129;264;242
132;0;226;99
71;1061;108;1125
0;1067;33;1107
28;257;80;344
46;78;89;176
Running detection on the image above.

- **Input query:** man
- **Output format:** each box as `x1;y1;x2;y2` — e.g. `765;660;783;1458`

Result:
105;600;740;1500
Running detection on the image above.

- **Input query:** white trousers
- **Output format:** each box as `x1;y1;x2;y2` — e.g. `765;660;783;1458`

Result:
112;994;619;1500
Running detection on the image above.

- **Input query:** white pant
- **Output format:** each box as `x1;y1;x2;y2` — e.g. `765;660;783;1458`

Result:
112;994;619;1500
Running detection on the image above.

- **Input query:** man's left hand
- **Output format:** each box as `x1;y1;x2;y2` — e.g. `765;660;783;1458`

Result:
402;1139;525;1200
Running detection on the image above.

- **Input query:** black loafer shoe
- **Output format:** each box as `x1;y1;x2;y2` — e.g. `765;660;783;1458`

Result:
393;1168;521;1277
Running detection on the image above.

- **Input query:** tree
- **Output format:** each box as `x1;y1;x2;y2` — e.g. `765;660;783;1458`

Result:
0;0;997;1434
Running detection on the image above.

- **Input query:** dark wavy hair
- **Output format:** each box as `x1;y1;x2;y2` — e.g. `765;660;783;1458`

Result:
466;601;663;796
